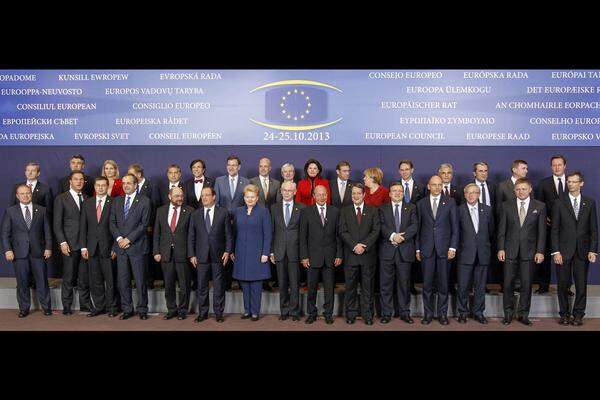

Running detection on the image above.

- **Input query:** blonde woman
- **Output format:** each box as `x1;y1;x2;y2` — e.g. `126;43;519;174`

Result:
363;167;390;207
101;160;124;197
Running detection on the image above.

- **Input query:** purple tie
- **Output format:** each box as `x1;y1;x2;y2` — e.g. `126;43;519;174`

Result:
319;206;325;226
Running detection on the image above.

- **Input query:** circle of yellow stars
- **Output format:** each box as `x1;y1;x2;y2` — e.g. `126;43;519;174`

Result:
280;88;311;121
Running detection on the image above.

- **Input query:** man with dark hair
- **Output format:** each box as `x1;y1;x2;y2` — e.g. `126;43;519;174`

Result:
80;176;118;317
2;184;53;317
497;178;546;326
58;155;94;197
339;183;381;325
184;159;214;209
54;170;91;314
110;173;152;320
10;162;54;214
535;155;568;294
551;171;598;325
495;159;530;215
330;161;354;209
158;164;185;207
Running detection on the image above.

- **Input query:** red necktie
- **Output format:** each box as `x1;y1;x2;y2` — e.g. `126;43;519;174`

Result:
96;199;102;223
170;206;178;232
356;207;362;225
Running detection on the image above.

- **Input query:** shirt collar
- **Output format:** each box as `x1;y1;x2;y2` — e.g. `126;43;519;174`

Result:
69;188;82;197
169;181;180;188
354;202;365;211
475;179;486;185
283;200;293;206
402;178;413;185
125;191;137;202
569;193;581;202
20;202;31;208
430;194;441;201
392;200;403;207
317;203;327;211
511;176;518;185
96;195;107;202
517;196;530;206
468;202;478;210
337;177;347;185
138;178;145;187
27;179;38;186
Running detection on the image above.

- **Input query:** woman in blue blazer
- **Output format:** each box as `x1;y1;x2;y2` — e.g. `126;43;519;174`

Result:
231;184;272;320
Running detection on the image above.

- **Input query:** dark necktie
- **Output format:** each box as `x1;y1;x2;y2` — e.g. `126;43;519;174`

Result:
481;183;487;206
558;177;564;197
356;206;362;225
77;193;83;211
394;203;400;232
24;206;32;230
444;185;450;197
404;183;410;204
205;208;212;233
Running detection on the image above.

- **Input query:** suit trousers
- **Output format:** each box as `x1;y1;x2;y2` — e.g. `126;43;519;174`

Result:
421;254;450;317
117;254;148;314
89;254;117;313
14;257;51;311
306;264;335;318
535;227;553;290
240;280;263;315
197;261;225;318
344;263;375;320
457;258;488;317
276;256;300;317
161;259;190;314
380;253;412;318
61;250;90;310
557;255;589;317
503;258;534;317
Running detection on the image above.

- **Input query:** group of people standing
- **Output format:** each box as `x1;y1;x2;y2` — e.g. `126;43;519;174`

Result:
2;154;597;327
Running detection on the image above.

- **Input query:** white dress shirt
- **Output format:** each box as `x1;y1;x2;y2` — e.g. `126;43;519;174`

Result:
468;202;479;233
389;201;403;243
116;191;137;242
511;176;518;185
169;181;180;189
20;202;32;222
337;178;348;201
167;203;181;227
69;188;83;209
194;176;205;200
26;179;38;192
402;178;414;198
475;179;490;206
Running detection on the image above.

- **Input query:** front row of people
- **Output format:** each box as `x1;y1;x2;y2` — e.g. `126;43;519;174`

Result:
2;170;597;326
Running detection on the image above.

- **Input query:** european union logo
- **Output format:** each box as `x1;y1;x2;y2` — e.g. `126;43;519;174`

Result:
265;86;327;124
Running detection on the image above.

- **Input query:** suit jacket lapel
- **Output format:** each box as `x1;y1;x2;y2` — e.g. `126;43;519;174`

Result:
563;196;577;221
99;197;112;224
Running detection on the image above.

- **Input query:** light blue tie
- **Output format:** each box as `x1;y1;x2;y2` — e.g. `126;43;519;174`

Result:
471;206;479;234
124;195;131;219
229;177;235;199
404;183;410;204
284;203;291;226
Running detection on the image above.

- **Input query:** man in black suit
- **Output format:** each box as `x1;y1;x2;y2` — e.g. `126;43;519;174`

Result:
438;163;462;296
153;187;194;320
10;162;54;214
551;171;598;325
497;178;546;326
270;181;305;321
54;170;90;314
158;164;185;207
188;186;233;322
457;184;495;324
184;159;214;210
80;177;118;317
128;163;161;292
58;155;94;197
416;175;459;325
110;174;151;320
330;161;354;209
495;159;530;218
299;185;343;324
535;155;567;294
399;160;426;295
2;184;53;317
378;182;418;324
339;183;380;325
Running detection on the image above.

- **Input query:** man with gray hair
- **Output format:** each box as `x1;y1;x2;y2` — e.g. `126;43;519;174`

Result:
437;163;462;206
456;183;495;324
276;163;296;203
270;180;305;320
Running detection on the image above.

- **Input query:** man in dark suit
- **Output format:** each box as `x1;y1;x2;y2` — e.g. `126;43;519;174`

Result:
495;159;530;218
110;173;151;320
378;182;418;324
54;170;90;314
457;184;495;324
299;185;343;324
250;157;281;291
157;164;185;208
416;175;459;325
339;183;380;325
10;162;54;214
188;186;233;322
153;187;194;320
214;155;249;291
399;160;426;295
2;184;53;317
184;159;214;209
438;163;462;296
128;163;161;292
270;181;305;321
80;177;118;317
330;161;354;209
551;171;598;325
535;155;567;294
497;178;546;326
58;155;94;197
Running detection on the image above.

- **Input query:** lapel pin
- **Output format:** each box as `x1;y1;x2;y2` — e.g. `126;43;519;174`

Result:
34;209;38;212
533;209;538;214
583;202;587;206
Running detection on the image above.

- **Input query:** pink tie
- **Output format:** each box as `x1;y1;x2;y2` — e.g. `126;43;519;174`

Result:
170;207;178;232
96;199;102;223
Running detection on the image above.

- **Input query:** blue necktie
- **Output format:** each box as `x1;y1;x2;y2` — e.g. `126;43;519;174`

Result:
229;177;235;199
394;203;401;233
404;183;410;204
124;195;131;219
205;208;211;233
284;203;291;226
